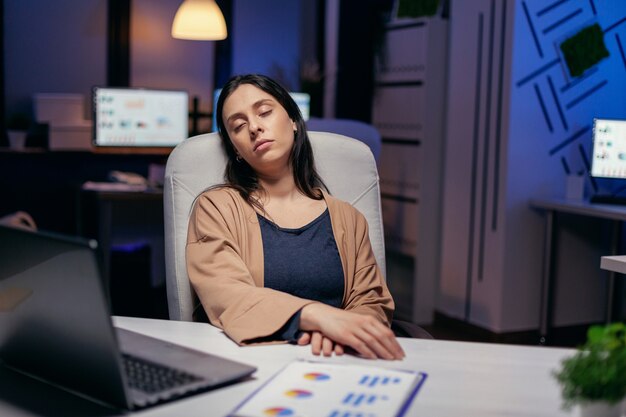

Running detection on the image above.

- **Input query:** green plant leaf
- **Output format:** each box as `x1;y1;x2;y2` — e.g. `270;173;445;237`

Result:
554;322;626;407
587;325;604;344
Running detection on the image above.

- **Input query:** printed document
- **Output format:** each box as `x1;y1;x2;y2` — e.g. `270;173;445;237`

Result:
232;360;427;417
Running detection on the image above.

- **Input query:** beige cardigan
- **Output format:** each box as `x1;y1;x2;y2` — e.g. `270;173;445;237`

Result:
186;187;394;345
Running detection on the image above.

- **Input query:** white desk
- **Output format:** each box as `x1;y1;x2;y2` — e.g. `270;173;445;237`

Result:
601;255;626;274
0;317;576;417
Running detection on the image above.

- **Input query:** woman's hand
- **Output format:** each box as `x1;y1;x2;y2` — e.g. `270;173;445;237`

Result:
300;303;405;360
0;211;37;231
297;331;345;356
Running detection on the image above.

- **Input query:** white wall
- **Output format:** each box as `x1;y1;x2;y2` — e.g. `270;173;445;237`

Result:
5;0;218;131
131;0;216;132
324;0;339;118
440;0;512;328
5;0;107;118
440;0;626;332
504;0;626;327
231;0;302;90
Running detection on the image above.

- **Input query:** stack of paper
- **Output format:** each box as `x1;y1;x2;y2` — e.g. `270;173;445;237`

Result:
34;93;93;151
232;361;427;417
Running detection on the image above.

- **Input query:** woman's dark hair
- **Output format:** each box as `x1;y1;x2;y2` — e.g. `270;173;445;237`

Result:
215;74;326;209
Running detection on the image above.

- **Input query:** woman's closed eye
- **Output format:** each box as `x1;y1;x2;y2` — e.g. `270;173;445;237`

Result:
232;121;246;133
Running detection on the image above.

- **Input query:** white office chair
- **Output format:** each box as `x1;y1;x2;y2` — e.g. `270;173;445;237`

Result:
163;131;430;338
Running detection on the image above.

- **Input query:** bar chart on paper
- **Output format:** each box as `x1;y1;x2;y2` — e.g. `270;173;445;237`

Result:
232;361;427;417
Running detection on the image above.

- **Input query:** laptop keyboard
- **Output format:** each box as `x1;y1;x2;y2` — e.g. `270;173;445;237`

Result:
122;353;203;394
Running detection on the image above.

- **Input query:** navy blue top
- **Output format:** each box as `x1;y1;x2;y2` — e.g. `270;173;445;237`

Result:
258;208;344;341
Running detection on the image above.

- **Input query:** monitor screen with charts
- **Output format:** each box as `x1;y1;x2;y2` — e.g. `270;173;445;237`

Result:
590;118;626;179
211;89;310;132
93;87;189;147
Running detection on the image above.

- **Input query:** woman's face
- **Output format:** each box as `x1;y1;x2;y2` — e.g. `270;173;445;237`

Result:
222;84;296;175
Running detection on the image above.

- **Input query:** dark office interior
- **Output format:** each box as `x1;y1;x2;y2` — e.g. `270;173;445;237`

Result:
2;0;626;350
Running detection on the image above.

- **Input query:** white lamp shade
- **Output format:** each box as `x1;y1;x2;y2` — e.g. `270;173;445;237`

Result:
172;0;227;40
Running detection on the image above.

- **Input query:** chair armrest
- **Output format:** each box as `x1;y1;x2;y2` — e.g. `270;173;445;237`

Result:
391;319;433;339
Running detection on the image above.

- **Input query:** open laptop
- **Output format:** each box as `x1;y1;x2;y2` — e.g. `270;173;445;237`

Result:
0;225;256;410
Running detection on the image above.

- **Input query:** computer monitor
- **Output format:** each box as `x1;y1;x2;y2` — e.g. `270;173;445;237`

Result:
211;89;310;132
590;118;626;179
291;92;311;121
93;87;188;148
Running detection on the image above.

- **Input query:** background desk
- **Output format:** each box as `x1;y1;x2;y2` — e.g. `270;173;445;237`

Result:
602;255;626;274
0;317;576;416
530;198;626;345
1;150;168;317
79;187;165;287
0;149;166;235
78;186;167;318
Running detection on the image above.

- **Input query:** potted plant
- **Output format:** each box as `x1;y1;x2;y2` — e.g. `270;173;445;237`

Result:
553;322;626;417
6;113;30;150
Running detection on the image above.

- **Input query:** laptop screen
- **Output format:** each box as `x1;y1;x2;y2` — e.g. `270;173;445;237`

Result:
0;226;130;407
0;226;256;410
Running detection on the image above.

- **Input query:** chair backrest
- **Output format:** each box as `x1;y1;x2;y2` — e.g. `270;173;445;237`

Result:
163;131;386;321
305;117;382;164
